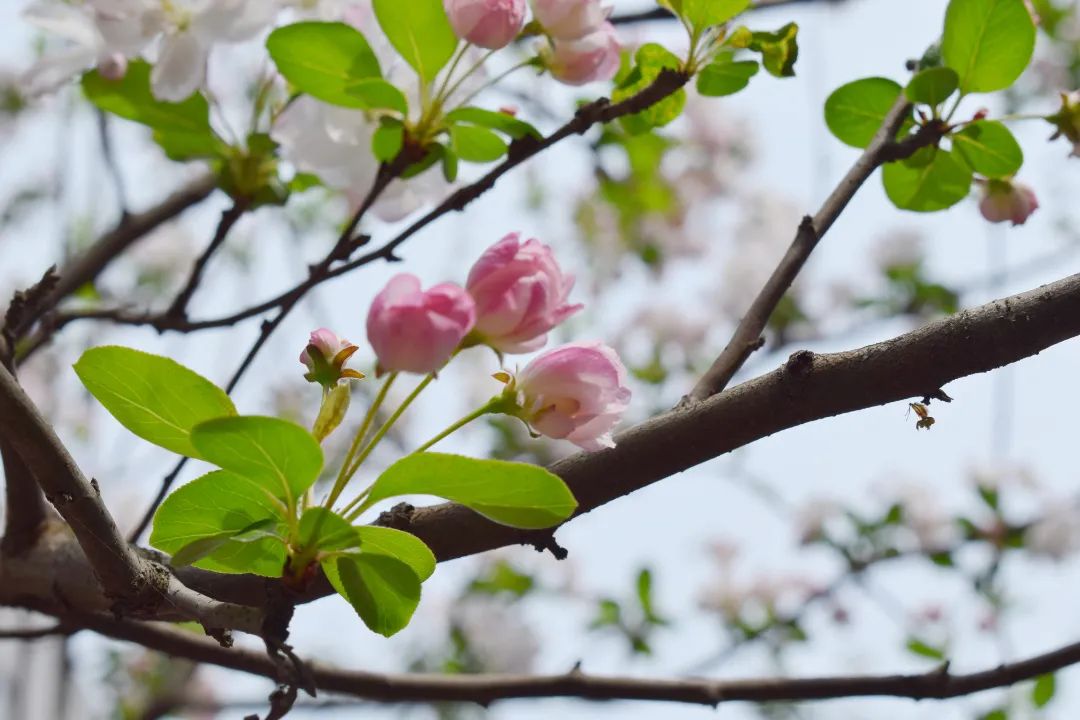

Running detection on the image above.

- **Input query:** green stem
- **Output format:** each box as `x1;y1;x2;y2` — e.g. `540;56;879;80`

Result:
943;92;965;124
344;373;436;483
440;48;499;108
413;397;501;454
323;372;397;511
433;42;471;106
452;60;535;110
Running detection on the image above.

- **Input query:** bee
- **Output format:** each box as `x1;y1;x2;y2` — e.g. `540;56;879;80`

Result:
907;402;935;430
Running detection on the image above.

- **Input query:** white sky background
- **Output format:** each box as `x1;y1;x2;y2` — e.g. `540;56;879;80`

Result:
3;0;1080;719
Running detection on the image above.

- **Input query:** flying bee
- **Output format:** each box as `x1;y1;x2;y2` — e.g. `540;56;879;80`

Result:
907;402;935;430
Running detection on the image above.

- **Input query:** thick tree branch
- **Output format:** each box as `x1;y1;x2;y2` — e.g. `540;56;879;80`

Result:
685;101;946;403
1;438;48;557
0;365;264;634
143;271;1080;611
43;609;1080;707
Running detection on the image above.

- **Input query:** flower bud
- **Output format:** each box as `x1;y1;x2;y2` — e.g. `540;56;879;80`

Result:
466;233;582;353
542;22;620;86
978;179;1039;226
531;0;611;40
445;0;526;49
506;341;630;451
312;382;351;442
367;274;476;374
97;53;129;82
1047;91;1080;157
300;328;364;389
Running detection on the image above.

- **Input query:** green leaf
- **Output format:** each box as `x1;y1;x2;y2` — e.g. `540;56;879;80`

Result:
365;453;577;529
696;52;759;96
356;526;437;581
748;23;799;78
74;346;236;457
613;43;687;134
345;78;408;114
953;120;1023;178
824;77;903;149
440;145;459;182
299;507;361;553
636;568;666;624
1032;673;1056;708
266;22;382;108
324;554;421;636
942;0;1035;93
444;107;541;139
169;518;278;567
372;119;405;162
905;67;959;107
589;598;622;628
906;637;946;660
468;560;534;597
82;61;220;160
681;0;749;28
373;0;458;83
190;416;323;504
150;471;287;577
882;148;972;212
449;124;507;162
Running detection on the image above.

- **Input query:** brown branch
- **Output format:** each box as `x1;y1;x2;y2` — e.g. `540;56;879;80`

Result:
685;101;945;403
0;623;72;640
164;200;248;320
37;70;691;341
0;364;264;634
147;271;1080;611
44;609;1080;706
1;438;49;557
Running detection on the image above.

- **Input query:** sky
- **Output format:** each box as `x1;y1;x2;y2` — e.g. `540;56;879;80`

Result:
3;1;1080;719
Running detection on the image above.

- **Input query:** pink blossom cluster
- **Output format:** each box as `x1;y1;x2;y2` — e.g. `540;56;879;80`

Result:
301;233;630;450
442;0;620;85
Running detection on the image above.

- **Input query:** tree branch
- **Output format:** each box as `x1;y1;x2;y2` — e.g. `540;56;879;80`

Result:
11;173;217;347
163;200;248;321
45;609;1080;707
0;364;264;634
685;100;945;403
141;271;1080;611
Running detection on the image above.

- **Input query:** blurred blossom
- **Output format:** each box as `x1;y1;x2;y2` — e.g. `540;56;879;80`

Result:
542;22;621;86
451;597;539;673
716;192;804;323
794;499;843;545
871;229;923;271
22;0;278;100
892;485;958;552
1025;505;1080;560
531;0;611;40
626;305;709;349
700;573;817;623
977;178;1039;226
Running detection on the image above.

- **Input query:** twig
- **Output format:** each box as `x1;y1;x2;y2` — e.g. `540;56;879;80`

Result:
0;624;72;640
96;110;129;218
164;201;248;320
34;70;691;342
49;609;1080;707
684;101;945;403
15;174;216;335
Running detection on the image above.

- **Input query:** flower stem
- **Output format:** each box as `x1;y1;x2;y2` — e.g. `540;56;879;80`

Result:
343;373;436;484
413;397;501;454
323;372;398;511
453;59;535;110
440;48;499;108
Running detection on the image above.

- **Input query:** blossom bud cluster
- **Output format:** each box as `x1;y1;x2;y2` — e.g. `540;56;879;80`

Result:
301;233;630;450
442;0;620;84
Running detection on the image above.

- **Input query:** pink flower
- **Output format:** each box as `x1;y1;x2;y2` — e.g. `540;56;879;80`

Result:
466;233;582;353
445;0;526;49
300;328;363;388
511;341;630;451
978;179;1039;226
543;22;620;86
367;274;476;374
531;0;611;40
